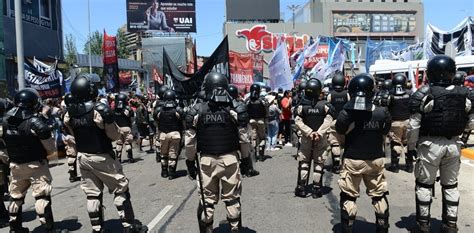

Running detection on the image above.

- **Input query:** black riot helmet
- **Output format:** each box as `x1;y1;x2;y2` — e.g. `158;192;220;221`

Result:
304;78;322;100
203;72;231;103
64;93;75;107
381;79;393;91
332;72;346;91
348;73;375;99
453;71;467;86
249;84;261;100
13;88;41;112
426;55;456;87
158;85;170;99
298;80;308;92
392;73;407;95
228;85;239;99
71;74;98;102
163;90;177;101
115;93;128;109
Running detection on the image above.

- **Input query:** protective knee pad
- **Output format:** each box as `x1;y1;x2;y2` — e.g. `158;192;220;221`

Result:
87;194;104;230
116;143;124;152
340;192;357;230
331;145;341;158
441;183;459;225
8;197;25;228
114;191;135;225
35;195;54;230
224;199;242;231
161;156;169;166
124;143;132;151
297;161;310;186
372;192;390;230
415;181;434;223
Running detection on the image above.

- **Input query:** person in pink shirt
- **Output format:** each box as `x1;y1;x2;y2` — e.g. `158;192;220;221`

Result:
280;90;292;146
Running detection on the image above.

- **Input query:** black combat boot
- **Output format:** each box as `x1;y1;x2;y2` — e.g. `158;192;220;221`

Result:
161;164;169;178
440;222;458;233
375;212;389;233
186;160;197;180
312;182;323;199
127;150;135;163
414;221;430;233
258;145;265;161
168;166;176;180
294;184;306;198
240;157;259;177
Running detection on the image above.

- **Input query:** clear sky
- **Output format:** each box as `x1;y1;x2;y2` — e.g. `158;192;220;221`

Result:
62;0;474;56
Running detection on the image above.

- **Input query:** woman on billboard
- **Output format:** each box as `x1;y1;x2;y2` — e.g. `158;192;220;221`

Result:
145;0;175;32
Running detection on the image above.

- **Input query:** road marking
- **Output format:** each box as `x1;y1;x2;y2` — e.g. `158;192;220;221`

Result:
462;160;474;167
147;205;173;231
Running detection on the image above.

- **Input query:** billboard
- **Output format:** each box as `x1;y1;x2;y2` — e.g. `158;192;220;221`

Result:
226;0;280;21
333;12;416;36
126;0;196;32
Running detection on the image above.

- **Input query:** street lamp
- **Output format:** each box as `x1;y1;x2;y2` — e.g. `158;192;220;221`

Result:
287;4;300;30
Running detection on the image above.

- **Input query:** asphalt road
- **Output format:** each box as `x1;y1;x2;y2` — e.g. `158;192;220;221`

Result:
6;143;474;233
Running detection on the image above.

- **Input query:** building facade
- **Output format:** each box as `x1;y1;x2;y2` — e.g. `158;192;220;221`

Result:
224;0;424;76
1;0;63;96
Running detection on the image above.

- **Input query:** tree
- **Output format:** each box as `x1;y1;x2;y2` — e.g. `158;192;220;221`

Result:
64;33;78;65
83;30;103;55
116;28;130;59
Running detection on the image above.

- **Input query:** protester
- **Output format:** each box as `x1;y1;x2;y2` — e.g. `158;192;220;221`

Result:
266;94;281;151
280;90;292;146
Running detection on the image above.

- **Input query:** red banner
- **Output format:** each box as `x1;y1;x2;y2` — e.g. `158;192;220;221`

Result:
229;51;254;92
304;45;329;69
103;31;119;92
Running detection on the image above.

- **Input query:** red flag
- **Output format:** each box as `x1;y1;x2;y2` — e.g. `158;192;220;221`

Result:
102;30;119;92
152;65;163;84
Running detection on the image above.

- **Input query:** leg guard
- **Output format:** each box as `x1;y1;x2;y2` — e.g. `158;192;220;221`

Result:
155;151;161;163
389;149;400;173
197;202;214;233
161;156;169;178
372;192;389;233
116;143;124;162
8;197;25;231
312;162;324;199
331;145;341;173
35;195;54;230
87;194;104;232
114;191;135;228
224;199;242;232
168;163;177;180
340;192;357;233
441;183;459;229
295;161;309;198
415;181;434;229
405;150;416;173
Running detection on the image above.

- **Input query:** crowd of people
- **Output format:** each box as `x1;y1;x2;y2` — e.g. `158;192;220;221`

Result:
0;54;471;233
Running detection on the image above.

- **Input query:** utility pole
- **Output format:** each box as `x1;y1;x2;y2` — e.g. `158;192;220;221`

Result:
14;0;25;89
287;4;300;30
87;0;92;74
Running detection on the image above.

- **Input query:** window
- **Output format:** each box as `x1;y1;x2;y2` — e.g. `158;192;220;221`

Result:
40;0;50;19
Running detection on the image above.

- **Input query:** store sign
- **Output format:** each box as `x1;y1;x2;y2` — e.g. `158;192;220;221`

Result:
236;25;310;53
333;12;416;36
8;0;52;29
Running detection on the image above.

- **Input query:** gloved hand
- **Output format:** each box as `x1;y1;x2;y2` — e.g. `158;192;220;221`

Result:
95;103;114;124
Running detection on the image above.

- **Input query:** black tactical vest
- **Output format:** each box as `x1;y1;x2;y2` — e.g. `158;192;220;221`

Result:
301;101;326;131
196;103;240;155
247;99;266;119
420;86;469;137
69;110;113;154
330;90;348;116
343;107;387;160
158;108;182;133
2;116;47;163
389;94;411;121
114;108;131;127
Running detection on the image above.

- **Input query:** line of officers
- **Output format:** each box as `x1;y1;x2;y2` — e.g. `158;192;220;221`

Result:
0;54;471;233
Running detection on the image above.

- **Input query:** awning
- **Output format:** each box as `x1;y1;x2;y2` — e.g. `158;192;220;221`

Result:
76;54;145;72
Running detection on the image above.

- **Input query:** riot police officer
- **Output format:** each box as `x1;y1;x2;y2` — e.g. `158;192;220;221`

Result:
246;84;268;161
62;93;81;183
63;74;146;233
373;79;392;107
336;74;391;233
114;93;135;163
407;55;474;233
387;73;412;173
294;79;335;198
0;98;12;226
1;89;58;232
452;71;467;86
326;72;350;173
185;72;248;232
228;85;260;177
153;85;170;161
154;90;184;180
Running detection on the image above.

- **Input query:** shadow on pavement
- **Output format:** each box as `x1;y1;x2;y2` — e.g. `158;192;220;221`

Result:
173;170;188;179
213;221;256;233
395;213;442;232
31;216;83;232
331;217;375;233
